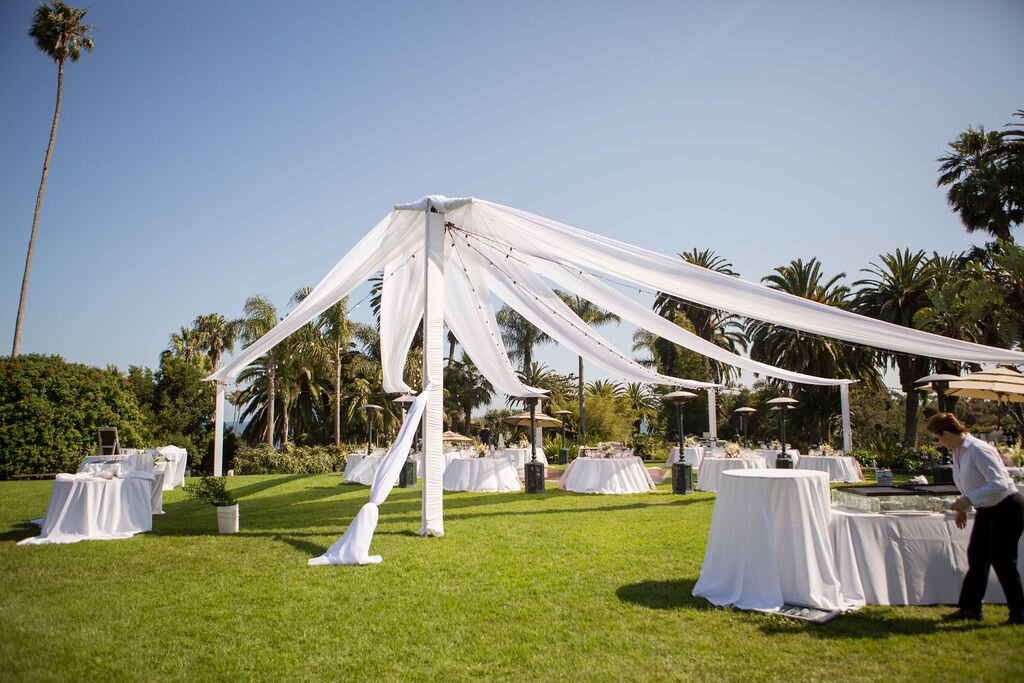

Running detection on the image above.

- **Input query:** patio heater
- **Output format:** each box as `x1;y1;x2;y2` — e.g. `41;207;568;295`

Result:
765;397;799;468
664;391;697;495
915;373;961;484
393;394;418;488
733;407;756;447
516;394;546;494
555;410;572;465
361;404;383;456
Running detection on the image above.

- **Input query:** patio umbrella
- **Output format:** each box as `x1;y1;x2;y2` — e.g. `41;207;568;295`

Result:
502;412;565;428
441;431;474;443
926;367;1024;428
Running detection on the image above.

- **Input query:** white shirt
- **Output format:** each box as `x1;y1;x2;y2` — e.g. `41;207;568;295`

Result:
952;433;1017;508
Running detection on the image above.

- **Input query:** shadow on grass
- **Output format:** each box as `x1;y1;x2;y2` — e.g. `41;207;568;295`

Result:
227;474;307;499
0;520;40;543
616;579;714;611
758;607;993;638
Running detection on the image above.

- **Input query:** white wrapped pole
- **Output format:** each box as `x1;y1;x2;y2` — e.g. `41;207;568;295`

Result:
213;382;225;476
840;383;853;453
707;388;717;441
420;210;445;537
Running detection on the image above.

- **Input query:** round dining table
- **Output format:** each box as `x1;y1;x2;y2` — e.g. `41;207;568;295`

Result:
695;457;766;492
664;446;705;469
797;455;864;482
558;457;655;494
442;457;522;492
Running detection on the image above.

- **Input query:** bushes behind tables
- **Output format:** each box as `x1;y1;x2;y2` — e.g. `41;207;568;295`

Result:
849;434;934;473
0;355;148;479
232;443;351;475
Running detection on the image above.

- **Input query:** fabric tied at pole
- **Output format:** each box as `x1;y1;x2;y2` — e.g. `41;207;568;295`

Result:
309;386;432;566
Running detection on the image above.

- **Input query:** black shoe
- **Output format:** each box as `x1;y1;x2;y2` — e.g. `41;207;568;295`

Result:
943;609;982;622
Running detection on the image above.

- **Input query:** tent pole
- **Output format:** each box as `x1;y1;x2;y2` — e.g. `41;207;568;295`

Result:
707;388;717;443
840;383;852;453
420;209;445;537
213;381;225;476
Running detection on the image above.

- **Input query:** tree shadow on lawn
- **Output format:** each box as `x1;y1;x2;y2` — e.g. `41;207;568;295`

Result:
616;578;715;611
224;474;307;499
0;520;41;543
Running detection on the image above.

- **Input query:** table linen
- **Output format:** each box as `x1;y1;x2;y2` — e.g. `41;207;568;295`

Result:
755;449;801;468
693;469;853;613
18;473;155;545
499;447;548;469
695;457;767;493
442;457;522;492
798;455;864;482
665;446;705;469
558;457;655;494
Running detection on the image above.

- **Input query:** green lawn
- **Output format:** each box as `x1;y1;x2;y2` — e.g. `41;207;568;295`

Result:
1;474;1021;681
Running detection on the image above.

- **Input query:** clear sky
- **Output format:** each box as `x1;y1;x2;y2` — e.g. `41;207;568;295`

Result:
2;0;1022;387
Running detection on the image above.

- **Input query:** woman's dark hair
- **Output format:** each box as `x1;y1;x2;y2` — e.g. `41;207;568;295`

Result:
926;412;967;435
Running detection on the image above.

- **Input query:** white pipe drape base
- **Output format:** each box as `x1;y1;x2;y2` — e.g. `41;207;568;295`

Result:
309;388;432;566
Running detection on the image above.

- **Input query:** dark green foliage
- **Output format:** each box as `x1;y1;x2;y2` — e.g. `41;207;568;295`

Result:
130;355;215;470
849;435;929;473
184;475;236;507
628;434;661;460
0;355;147;478
231;443;351;475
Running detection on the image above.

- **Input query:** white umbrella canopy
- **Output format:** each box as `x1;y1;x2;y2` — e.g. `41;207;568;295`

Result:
502;412;564;428
922;367;1024;427
441;431;474;443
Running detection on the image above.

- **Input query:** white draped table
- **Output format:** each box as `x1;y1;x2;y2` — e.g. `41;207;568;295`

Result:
798;455;864;482
19;473;155;545
693;469;854;613
830;507;1023;606
558;457;655;494
442;457;521;492
499;448;548;469
154;446;188;490
664;446;705;469
754;449;801;468
695;457;766;493
343;454;383;486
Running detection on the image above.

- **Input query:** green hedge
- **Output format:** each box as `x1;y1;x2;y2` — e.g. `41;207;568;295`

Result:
0;355;148;478
231;443;353;475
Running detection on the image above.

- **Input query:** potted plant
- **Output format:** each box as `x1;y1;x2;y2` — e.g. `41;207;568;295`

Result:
185;476;239;534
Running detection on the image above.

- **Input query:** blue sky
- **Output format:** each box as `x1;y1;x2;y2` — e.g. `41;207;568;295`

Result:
2;0;1022;386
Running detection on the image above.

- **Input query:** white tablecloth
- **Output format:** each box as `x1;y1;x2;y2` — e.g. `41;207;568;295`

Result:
80;452;154;475
830;507;1022;606
154;446;188;489
343;454;383;485
695;457;767;493
693;469;853;613
19;473;155;545
798;455;864;482
442;457;522;492
558;457;655;494
755;448;801;468
665;446;705;468
499;447;548;469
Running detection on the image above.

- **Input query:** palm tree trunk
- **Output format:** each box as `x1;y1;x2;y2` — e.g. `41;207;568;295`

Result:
464;406;472;434
267;352;276;447
578;355;585;442
13;61;64;356
334;344;341;447
897;355;920;446
282;397;290;446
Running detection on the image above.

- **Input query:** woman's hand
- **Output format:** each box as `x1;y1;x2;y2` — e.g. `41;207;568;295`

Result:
955;509;968;529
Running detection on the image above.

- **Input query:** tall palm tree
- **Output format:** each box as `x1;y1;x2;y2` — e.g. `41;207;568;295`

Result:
623;383;658;436
555;291;620;443
853;249;935;445
497;306;554;373
747;258;880;443
191;313;240;370
653;249;747;383
239;295;279;446
937;126;1018;240
443;355;494;433
292;288;354;446
168;326;201;365
13;1;95;356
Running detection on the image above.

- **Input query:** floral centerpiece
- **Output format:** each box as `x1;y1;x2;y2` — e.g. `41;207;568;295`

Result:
723;441;742;458
820;443;835;456
684;435;699;447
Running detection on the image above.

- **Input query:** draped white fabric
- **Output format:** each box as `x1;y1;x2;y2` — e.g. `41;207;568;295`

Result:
380;247;424;393
308;387;431;566
209;210;422;383
459;199;1024;365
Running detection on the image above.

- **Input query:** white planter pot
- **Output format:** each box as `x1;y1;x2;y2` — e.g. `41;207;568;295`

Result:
216;504;239;534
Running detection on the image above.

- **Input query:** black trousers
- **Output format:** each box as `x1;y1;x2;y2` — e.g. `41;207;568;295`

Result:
959;492;1024;617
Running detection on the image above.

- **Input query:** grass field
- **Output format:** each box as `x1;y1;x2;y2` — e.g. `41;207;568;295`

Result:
1;473;1022;681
